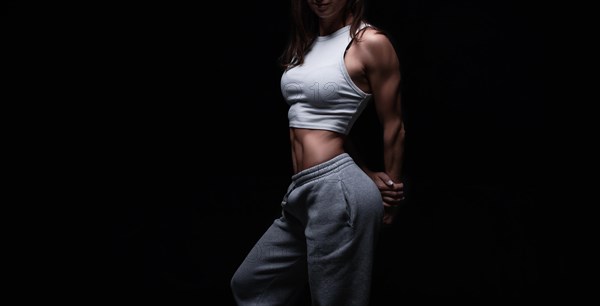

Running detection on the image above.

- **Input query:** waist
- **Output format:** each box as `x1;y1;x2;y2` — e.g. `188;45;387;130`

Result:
291;152;355;186
290;128;346;173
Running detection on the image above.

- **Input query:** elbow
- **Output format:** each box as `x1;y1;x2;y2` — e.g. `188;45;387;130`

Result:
397;124;406;144
394;118;405;137
398;121;406;139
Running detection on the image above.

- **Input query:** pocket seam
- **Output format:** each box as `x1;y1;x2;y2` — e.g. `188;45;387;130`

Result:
339;180;354;228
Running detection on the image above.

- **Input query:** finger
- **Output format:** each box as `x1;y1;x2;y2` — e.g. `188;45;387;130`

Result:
388;182;404;191
375;182;389;191
382;198;402;205
381;190;403;198
382;193;405;203
381;191;404;201
374;172;394;187
385;178;404;189
382;198;403;204
376;181;397;191
381;194;403;203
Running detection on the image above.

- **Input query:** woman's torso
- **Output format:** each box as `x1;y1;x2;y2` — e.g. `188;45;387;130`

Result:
284;25;373;174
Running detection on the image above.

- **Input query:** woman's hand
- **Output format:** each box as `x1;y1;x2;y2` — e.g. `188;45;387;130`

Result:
365;171;405;225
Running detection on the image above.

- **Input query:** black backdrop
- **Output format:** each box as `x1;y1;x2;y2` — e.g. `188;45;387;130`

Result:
3;0;560;304
103;0;558;304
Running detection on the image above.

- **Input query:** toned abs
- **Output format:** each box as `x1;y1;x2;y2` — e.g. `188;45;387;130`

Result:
289;128;346;174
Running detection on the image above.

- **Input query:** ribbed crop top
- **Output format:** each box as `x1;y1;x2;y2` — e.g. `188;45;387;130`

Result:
280;24;372;135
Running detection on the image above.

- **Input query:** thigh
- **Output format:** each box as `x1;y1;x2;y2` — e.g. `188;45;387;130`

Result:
304;174;382;306
231;215;308;305
240;216;306;270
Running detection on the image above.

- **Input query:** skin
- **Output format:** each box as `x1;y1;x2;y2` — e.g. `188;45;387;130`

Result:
292;0;405;224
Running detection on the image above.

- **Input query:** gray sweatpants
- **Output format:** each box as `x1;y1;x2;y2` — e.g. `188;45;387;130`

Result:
231;153;384;306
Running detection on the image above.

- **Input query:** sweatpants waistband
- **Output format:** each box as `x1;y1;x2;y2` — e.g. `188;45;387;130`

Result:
290;153;354;187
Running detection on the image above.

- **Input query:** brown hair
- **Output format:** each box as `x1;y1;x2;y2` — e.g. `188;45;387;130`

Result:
278;0;372;69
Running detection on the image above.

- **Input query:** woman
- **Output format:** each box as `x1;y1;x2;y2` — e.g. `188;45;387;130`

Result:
231;0;405;305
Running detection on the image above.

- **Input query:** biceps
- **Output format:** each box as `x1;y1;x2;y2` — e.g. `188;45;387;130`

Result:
372;76;402;121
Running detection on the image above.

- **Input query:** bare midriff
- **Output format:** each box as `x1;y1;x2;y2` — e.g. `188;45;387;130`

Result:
289;127;346;174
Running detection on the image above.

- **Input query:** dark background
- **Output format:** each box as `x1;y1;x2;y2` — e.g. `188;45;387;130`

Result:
4;0;562;304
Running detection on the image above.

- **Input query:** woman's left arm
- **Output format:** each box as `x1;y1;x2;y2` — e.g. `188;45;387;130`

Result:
362;31;406;212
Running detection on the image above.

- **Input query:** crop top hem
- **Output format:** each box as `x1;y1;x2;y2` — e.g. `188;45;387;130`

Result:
288;122;349;135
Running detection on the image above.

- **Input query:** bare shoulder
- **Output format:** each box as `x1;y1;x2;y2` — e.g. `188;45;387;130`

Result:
354;27;398;67
356;27;395;52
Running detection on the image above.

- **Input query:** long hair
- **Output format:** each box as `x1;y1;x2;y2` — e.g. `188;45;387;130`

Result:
278;0;369;70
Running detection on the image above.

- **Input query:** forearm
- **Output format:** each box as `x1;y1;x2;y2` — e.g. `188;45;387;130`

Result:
383;119;405;182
